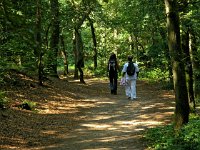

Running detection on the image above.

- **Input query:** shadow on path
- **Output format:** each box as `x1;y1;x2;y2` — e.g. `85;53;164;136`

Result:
37;80;175;150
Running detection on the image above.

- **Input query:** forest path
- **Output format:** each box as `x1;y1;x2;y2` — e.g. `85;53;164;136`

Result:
0;75;175;150
37;78;175;150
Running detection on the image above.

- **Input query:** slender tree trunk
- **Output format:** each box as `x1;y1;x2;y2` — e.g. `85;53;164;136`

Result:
159;27;173;84
182;30;195;111
164;0;189;129
73;38;79;79
35;0;43;86
133;35;139;62
45;23;51;50
129;35;134;53
74;28;85;83
47;0;60;77
189;31;199;105
88;17;97;70
72;6;91;83
60;34;68;75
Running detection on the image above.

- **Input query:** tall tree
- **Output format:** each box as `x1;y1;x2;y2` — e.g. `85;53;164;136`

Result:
47;0;60;77
74;28;85;83
88;16;97;70
190;30;200;106
60;34;69;76
72;0;93;83
182;29;195;111
35;0;43;85
164;0;189;129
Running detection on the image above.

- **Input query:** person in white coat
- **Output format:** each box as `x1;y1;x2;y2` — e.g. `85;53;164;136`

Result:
122;56;139;100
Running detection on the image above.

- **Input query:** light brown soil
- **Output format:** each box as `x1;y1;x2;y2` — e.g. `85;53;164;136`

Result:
0;72;175;150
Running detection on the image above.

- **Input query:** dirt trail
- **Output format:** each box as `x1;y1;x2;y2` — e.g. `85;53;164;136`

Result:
34;79;174;150
0;77;175;150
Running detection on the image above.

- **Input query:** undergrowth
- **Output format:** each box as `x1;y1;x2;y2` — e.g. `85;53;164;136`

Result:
144;115;200;150
0;91;9;109
19;100;37;111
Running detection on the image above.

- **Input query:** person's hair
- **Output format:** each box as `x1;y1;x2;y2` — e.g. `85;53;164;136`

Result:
128;55;133;61
109;53;116;60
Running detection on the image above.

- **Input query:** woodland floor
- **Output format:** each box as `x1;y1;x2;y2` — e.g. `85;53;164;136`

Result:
0;71;175;150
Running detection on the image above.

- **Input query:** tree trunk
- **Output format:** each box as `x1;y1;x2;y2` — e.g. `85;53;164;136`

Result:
164;0;189;129
159;27;173;84
88;17;97;70
71;5;91;83
47;0;60;77
73;38;79;79
75;28;85;83
182;30;195;111
35;0;43;86
189;30;199;106
60;34;69;76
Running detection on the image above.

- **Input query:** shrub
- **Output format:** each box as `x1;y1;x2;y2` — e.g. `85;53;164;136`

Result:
0;91;9;109
20;100;37;110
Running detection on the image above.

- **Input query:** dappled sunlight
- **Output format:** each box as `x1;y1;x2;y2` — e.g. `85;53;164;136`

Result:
97;134;140;143
80;123;112;130
42;130;58;135
141;103;174;111
161;92;175;99
96;100;116;104
87;115;114;121
1;76;175;149
115;120;162;127
84;148;112;150
38;99;97;114
141;105;155;110
82;78;108;85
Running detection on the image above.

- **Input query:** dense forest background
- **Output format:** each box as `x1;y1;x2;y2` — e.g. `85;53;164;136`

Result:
1;0;200;127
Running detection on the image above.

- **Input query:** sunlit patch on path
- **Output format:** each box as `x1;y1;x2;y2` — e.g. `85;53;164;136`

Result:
0;77;175;150
57;79;175;150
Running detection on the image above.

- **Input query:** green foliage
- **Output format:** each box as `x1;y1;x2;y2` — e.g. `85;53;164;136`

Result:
0;91;9;109
93;66;107;77
140;68;169;81
81;60;107;77
193;69;200;99
144;116;200;150
20;100;37;111
159;80;174;90
1;0;200;88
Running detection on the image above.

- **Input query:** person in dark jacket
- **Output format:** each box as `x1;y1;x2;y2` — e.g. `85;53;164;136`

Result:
107;53;120;95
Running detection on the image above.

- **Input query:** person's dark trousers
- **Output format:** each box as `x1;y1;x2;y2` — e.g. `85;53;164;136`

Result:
109;71;118;95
